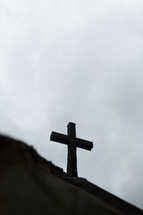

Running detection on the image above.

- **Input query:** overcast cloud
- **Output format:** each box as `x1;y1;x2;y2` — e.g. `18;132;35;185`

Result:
0;0;143;209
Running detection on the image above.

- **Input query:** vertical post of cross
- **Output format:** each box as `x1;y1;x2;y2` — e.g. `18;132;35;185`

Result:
67;122;78;177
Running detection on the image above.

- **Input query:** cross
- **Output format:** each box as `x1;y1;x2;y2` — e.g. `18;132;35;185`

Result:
50;122;93;177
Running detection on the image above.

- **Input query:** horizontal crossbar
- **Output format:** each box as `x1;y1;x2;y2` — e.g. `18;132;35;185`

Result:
50;132;69;145
50;131;93;151
76;138;93;151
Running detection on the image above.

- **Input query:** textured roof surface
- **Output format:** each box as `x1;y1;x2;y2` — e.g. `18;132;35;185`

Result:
0;135;142;215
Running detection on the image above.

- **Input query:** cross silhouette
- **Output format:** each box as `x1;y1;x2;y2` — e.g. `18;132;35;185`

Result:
50;122;93;177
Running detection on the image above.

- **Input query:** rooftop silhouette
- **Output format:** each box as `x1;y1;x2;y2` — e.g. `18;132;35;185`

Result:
0;133;142;215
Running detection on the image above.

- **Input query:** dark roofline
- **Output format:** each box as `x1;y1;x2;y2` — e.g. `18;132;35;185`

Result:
0;134;142;215
63;176;143;215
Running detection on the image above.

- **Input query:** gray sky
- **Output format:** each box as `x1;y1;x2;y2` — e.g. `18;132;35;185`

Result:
0;0;143;209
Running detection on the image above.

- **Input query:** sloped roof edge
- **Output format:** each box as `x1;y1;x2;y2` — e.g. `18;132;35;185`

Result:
0;134;142;215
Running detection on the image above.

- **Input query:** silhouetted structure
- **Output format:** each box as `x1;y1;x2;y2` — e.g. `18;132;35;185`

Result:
0;134;143;215
50;122;93;177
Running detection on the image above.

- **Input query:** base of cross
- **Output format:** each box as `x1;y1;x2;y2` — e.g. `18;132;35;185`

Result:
50;122;93;177
67;168;78;178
